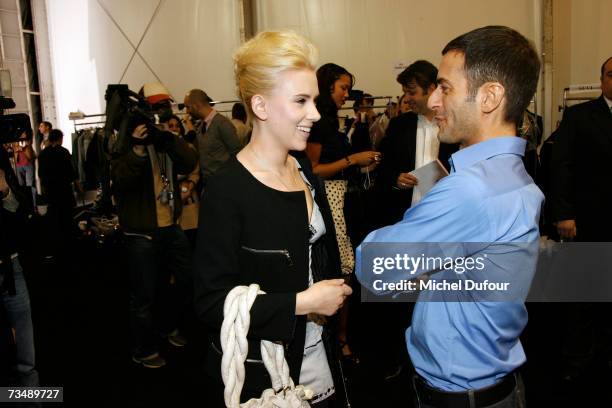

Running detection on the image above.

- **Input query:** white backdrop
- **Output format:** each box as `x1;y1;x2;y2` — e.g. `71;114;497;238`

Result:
254;0;538;103
46;0;242;142
46;0;543;147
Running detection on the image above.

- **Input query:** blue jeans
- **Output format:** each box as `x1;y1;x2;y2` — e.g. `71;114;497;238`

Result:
1;256;39;386
16;164;36;206
125;225;193;358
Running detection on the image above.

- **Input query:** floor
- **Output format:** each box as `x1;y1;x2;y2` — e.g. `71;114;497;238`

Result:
5;232;612;407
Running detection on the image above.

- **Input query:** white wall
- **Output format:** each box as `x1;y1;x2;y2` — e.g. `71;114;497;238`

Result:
255;0;538;103
46;0;242;145
551;0;612;127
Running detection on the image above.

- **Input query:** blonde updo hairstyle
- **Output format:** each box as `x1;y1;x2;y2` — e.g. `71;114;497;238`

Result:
233;30;318;122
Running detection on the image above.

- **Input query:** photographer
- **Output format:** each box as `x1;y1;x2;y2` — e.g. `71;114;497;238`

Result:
0;144;39;386
111;108;197;368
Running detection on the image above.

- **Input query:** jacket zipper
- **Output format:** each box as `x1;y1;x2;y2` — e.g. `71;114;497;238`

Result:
241;246;293;267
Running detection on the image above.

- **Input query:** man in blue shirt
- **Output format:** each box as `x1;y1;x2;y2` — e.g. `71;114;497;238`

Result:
356;26;542;407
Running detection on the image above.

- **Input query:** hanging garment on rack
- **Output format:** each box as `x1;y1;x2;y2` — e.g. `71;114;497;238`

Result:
84;128;107;190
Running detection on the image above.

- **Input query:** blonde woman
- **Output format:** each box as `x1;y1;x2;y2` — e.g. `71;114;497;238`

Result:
195;31;351;407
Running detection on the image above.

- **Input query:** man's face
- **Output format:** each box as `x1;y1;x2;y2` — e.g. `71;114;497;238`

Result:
183;96;201;120
427;51;480;147
402;80;433;116
601;58;612;100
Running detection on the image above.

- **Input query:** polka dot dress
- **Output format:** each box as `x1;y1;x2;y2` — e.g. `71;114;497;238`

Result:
324;179;355;275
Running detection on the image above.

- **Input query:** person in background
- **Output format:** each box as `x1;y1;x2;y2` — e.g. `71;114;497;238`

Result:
550;55;612;383
398;92;411;114
230;102;251;146
0;143;39;387
36;121;52;153
38;129;80;257
112;81;198;368
305;63;380;365
161;114;200;247
12;129;36;207
183;89;241;187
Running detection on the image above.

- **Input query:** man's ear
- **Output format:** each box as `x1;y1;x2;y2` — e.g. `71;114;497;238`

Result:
479;82;505;114
251;94;268;121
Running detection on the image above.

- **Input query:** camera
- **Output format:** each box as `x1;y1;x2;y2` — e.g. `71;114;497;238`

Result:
0;105;30;145
104;84;175;152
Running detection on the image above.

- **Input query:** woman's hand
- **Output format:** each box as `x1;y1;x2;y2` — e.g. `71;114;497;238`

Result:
296;279;352;316
349;151;381;167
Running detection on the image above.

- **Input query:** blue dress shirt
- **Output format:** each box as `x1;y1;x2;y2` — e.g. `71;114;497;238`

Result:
356;136;544;391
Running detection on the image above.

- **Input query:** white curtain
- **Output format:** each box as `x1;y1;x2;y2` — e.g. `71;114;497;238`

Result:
46;0;242;142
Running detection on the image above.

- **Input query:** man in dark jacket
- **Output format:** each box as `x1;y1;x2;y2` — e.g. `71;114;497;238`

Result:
111;118;197;368
38;128;79;257
374;60;458;229
550;56;612;382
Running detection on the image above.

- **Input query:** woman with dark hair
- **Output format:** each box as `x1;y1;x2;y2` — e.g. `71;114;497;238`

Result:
305;63;380;363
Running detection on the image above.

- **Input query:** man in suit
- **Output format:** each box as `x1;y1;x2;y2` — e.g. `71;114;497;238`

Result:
551;56;612;382
374;60;458;228
184;89;241;186
552;56;612;241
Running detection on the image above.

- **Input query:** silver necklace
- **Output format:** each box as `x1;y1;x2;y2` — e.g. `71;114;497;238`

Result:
248;145;300;191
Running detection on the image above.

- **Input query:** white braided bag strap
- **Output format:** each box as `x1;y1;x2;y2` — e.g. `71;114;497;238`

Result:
220;284;312;408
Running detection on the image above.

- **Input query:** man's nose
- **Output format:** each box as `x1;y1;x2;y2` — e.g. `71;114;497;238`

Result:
428;86;442;111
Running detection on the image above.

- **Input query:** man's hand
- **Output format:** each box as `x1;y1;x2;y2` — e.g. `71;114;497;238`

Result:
0;168;9;198
397;172;418;189
556;219;577;240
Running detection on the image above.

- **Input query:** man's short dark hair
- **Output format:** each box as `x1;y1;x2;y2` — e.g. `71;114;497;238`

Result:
48;129;63;143
601;56;612;77
396;60;438;91
187;89;213;106
442;25;541;127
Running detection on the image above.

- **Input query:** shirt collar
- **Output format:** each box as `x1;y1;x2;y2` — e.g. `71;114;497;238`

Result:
204;109;217;127
417;114;437;127
604;95;612;109
449;136;526;172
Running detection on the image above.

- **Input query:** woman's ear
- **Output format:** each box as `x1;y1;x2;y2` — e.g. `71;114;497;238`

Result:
251;94;268;121
479;82;505;114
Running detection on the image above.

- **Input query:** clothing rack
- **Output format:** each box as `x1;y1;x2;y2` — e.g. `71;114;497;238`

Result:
69;112;106;135
211;100;241;114
560;83;600;112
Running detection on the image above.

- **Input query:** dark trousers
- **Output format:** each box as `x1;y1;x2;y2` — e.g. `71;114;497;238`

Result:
562;302;612;377
412;373;526;408
125;224;193;357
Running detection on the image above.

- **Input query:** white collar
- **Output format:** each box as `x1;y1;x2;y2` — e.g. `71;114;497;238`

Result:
604;95;612;109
